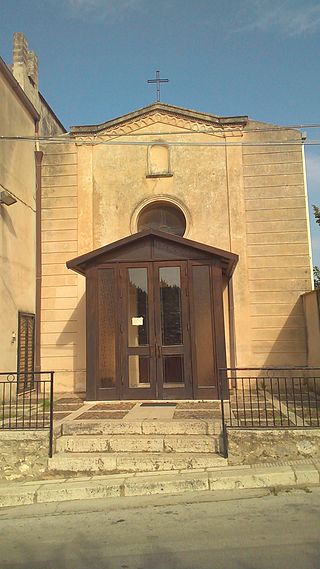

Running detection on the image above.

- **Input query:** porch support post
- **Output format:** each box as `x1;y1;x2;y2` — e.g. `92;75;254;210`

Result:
86;268;97;400
212;264;228;398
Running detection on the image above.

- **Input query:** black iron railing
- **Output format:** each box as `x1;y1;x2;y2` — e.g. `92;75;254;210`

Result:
0;371;54;457
219;367;320;458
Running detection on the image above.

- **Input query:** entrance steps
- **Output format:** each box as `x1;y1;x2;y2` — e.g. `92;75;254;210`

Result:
49;419;226;476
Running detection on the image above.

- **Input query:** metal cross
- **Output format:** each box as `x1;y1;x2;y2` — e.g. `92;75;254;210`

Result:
147;70;169;102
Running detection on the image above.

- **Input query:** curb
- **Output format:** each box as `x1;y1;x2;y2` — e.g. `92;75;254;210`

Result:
0;461;319;509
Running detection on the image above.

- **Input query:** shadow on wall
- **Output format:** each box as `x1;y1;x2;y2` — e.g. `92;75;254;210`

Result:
1;205;17;237
55;292;86;395
257;297;308;370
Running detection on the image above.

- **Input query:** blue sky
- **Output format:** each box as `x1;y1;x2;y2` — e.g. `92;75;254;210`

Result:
1;0;320;264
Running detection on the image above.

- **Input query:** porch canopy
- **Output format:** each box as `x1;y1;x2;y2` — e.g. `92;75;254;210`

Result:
67;229;238;277
67;230;238;401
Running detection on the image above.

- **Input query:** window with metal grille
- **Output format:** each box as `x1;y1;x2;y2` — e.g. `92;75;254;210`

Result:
17;312;35;392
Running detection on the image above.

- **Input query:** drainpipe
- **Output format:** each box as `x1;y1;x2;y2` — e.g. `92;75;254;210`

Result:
35;121;43;373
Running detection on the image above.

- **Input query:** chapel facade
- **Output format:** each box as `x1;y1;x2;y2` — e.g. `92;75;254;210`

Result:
39;103;314;400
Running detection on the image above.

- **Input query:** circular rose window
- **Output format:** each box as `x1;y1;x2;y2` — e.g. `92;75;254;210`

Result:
137;203;186;236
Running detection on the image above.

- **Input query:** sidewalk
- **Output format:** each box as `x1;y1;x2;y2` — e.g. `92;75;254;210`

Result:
1;458;319;509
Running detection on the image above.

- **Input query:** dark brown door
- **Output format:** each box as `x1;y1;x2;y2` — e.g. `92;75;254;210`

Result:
122;263;157;399
154;262;192;399
121;261;192;399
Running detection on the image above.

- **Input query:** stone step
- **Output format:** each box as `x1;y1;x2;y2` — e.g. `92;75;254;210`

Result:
55;434;218;454
48;452;226;475
62;419;217;436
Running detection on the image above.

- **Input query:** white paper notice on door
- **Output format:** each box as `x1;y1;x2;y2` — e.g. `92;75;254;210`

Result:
132;317;144;326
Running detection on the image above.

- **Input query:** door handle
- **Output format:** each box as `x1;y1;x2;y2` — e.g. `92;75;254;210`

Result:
157;344;161;358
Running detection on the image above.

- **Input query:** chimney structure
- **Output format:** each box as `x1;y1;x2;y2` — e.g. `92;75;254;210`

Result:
12;32;39;110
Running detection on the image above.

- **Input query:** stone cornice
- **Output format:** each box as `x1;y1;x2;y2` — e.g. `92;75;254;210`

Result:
70;103;248;139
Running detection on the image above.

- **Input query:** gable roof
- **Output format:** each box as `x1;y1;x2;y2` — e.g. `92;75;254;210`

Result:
67;229;238;277
70;102;248;136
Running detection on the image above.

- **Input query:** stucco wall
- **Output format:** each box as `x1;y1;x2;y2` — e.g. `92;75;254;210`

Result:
40;109;313;392
0;70;36;372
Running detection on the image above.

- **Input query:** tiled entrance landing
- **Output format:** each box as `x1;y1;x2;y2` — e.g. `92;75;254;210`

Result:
52;395;221;425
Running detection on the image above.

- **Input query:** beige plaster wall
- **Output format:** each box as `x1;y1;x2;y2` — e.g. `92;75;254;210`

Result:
302;290;320;366
0;71;36;372
40;142;85;391
242;124;312;367
40;111;313;392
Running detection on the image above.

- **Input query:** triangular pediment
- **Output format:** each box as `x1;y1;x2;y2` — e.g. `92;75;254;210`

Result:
67;230;238;277
70;103;248;139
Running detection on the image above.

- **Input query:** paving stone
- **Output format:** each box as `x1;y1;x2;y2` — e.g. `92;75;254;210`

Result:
124;471;209;497
76;411;128;420
53;403;83;411
62;421;143;436
173;411;214;420
0;486;37;507
36;478;122;503
141;420;208;435
91;403;136;411
55;396;85;404
48;453;117;473
56;436;111;453
292;463;320;485
208;465;296;491
163;435;217;453
116;453;225;473
109;436;164;453
0;461;319;508
53;412;71;420
175;402;219;410
56;435;164;453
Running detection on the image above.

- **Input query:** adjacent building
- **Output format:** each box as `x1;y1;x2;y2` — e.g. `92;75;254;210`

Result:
0;33;65;377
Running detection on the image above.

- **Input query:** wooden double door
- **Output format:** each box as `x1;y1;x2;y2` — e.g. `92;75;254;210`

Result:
89;258;224;401
124;261;192;400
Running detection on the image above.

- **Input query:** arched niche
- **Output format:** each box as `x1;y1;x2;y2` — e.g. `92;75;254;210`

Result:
147;144;171;176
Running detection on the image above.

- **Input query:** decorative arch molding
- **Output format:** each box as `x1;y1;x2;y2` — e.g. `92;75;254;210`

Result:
130;195;192;238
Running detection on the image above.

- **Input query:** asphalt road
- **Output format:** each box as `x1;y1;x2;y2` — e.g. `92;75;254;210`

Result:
0;486;319;569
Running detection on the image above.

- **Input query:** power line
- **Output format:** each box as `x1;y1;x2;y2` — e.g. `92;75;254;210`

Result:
1;135;320;147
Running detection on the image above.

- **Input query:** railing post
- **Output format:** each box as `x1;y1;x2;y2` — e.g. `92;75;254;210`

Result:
48;371;54;458
219;368;228;459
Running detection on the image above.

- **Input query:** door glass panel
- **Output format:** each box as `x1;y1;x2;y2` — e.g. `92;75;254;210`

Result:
98;269;116;388
128;268;149;347
159;267;183;346
128;356;150;387
192;265;215;387
163;356;184;386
